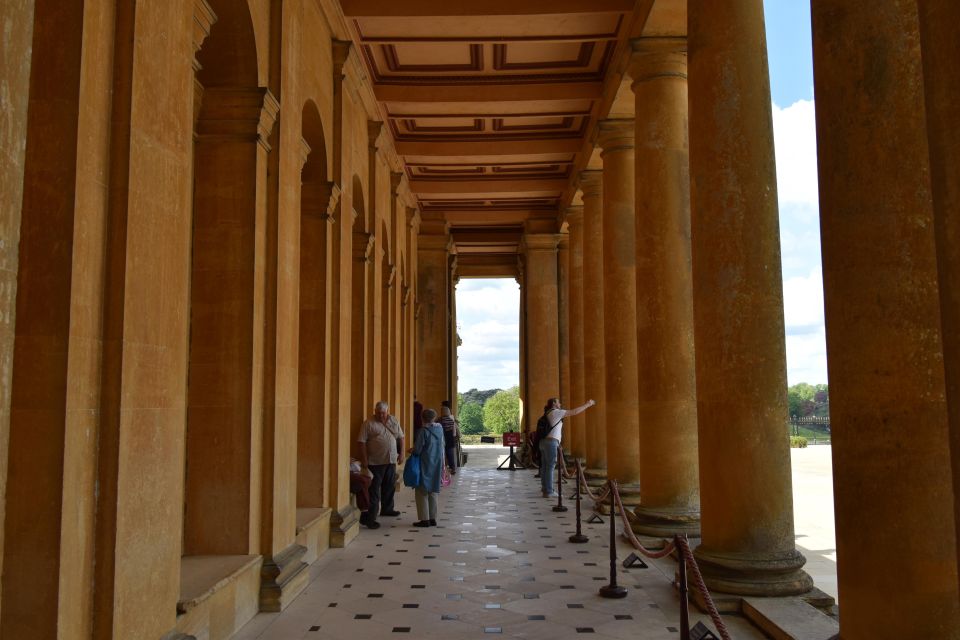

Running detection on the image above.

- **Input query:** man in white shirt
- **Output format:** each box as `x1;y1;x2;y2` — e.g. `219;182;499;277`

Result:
357;401;405;528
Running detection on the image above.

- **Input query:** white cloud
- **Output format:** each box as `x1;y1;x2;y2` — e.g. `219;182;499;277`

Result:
456;279;520;391
773;99;828;384
773;99;820;210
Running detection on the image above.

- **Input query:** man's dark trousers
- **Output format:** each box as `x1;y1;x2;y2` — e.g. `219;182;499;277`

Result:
366;463;397;523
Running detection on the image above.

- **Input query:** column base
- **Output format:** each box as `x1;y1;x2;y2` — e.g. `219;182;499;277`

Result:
584;467;607;483
329;503;361;548
595;482;642;514
260;543;309;612
631;505;701;538
163;633;197;640
693;546;813;597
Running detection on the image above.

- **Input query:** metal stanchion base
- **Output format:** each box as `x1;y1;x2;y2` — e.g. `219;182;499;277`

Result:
598;584;628;599
552;505;568;512
568;533;589;544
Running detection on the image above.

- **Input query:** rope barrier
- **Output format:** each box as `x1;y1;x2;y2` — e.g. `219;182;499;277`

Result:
570;459;611;503
676;536;732;640
603;479;731;640
541;449;731;638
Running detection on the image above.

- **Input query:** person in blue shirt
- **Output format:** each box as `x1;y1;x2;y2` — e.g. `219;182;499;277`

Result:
412;408;445;526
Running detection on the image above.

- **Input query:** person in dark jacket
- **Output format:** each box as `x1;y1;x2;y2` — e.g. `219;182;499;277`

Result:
438;405;459;474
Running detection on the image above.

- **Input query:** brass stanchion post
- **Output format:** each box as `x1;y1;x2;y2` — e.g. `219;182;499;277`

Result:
554;450;568;512
599;480;628;598
569;460;588;543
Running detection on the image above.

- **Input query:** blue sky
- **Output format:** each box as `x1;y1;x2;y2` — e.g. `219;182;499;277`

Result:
456;2;827;392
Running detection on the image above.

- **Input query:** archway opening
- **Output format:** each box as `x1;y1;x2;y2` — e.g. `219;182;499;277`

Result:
453;278;521;451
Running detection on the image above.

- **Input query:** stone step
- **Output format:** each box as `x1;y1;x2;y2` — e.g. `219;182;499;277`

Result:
743;596;840;640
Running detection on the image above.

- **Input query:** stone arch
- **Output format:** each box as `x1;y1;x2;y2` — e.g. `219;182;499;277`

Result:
184;0;265;556
350;175;369;442
1;1;85;635
297;100;332;510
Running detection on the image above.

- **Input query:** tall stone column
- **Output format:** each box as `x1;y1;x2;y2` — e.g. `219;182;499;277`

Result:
448;256;459;409
579;170;607;481
566;206;587;460
688;0;810;595
522;233;560;427
598;120;641;503
416;214;451;412
628;38;700;537
918;0;960;594
812;1;960;632
557;233;571;454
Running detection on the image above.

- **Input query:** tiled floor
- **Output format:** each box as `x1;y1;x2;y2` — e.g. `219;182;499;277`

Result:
235;447;764;640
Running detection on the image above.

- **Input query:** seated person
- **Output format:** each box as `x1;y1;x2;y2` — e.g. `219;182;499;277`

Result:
349;457;371;513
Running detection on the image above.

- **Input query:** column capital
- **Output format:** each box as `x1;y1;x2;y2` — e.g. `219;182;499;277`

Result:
302;181;341;220
297;137;312;171
390;171;404;197
332;39;352;73
522;233;560;253
578;170;603;198
195;87;279;152
596;119;634;155
353;232;375;261
628;37;688;87
406;206;421;232
418;234;453;252
193;0;217;70
368;120;383;150
564;205;584;226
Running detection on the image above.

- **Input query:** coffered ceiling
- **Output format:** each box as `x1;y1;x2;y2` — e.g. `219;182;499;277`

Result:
341;0;663;276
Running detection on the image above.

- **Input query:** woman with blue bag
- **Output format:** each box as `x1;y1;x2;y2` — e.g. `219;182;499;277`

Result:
408;408;445;527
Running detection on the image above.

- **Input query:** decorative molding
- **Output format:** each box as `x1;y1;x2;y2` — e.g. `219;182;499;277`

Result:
628;37;687;86
298;137;312;170
192;0;217;69
368;120;383;150
578;169;603;198
379;43;483;72
596;118;634;154
492;42;596;71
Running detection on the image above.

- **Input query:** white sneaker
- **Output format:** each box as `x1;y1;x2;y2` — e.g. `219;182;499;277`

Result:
543;492;559;498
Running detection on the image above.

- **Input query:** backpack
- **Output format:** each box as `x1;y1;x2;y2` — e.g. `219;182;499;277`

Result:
535;412;560;442
535;414;552;442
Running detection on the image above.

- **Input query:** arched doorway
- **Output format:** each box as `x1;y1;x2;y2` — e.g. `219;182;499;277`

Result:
350;175;369;442
184;0;261;556
297;101;332;510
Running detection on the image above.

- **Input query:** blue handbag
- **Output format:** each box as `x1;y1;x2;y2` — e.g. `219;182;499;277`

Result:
403;453;421;488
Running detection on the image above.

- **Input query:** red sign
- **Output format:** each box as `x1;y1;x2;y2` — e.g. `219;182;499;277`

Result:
502;432;522;447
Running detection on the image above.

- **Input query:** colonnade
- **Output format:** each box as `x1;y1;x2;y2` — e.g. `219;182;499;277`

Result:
1;0;959;637
513;1;960;636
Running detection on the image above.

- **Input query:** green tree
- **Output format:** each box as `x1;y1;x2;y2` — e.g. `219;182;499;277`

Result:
459;401;484;435
483;386;520;434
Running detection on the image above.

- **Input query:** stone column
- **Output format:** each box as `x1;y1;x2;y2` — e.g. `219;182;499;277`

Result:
598;120;641;503
416;214;451;411
688;0;810;595
566;206;587;460
522;233;560;426
328;39;359;547
579;170;607;481
448;255;459;409
557;232;571;453
918;0;960;592
811;1;960;631
628;38;700;537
